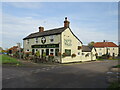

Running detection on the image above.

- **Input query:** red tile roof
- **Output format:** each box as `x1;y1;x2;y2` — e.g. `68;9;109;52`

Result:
94;42;118;47
9;46;18;50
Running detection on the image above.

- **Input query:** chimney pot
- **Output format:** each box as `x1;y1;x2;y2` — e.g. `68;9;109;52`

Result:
39;26;44;32
103;40;106;42
64;17;70;28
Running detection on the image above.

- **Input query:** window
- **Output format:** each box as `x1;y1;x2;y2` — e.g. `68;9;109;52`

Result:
55;49;59;56
49;35;54;43
99;48;101;50
78;46;81;50
27;49;29;51
85;53;89;57
50;49;54;55
50;39;54;42
82;53;84;55
36;49;38;51
78;52;80;55
46;49;49;55
50;53;54;55
99;53;102;55
35;38;38;43
65;49;71;56
113;48;114;50
26;39;29;44
50;49;54;52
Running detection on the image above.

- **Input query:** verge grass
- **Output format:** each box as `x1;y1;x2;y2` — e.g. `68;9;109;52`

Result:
0;54;21;65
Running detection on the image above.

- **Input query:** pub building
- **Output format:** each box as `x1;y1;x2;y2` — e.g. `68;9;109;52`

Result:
23;17;96;63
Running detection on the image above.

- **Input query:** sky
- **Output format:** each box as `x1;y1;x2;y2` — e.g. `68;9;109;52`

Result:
1;2;118;49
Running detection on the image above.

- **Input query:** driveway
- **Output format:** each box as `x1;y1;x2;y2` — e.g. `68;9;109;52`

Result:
2;60;118;88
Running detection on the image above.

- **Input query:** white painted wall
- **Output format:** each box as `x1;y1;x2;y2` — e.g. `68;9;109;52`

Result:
95;47;119;57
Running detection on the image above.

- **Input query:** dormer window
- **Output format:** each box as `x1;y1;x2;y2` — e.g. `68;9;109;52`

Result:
49;35;54;43
35;38;38;43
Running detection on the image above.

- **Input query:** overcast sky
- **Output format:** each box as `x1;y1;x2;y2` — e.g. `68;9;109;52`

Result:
1;2;118;49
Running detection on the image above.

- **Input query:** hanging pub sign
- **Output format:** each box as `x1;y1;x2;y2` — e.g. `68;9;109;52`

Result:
32;44;59;48
64;39;72;46
41;37;46;44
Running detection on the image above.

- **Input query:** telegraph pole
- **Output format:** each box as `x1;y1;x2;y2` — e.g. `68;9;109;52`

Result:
17;43;21;59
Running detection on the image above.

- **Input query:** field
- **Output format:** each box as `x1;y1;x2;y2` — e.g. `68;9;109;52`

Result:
0;54;21;65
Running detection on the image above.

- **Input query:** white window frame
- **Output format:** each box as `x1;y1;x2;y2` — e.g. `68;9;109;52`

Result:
49;35;54;43
78;52;80;55
26;39;29;44
35;38;38;43
99;53;102;56
26;49;29;52
49;48;55;55
82;53;84;55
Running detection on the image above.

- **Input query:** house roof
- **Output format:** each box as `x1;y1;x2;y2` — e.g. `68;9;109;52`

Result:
23;27;67;40
9;46;18;50
93;42;118;47
82;45;92;52
23;27;83;44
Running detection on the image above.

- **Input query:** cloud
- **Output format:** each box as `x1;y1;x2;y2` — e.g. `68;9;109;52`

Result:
2;12;118;49
71;26;118;45
2;13;63;49
3;2;42;9
0;3;2;47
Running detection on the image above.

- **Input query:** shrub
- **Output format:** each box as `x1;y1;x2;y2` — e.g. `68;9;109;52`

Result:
71;53;76;58
78;46;82;50
58;52;61;57
97;54;111;59
85;53;89;57
62;53;66;58
95;53;98;56
23;52;32;60
48;54;54;61
43;52;46;57
35;51;40;58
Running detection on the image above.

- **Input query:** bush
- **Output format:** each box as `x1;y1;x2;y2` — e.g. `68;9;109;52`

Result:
97;54;110;59
108;82;120;88
71;53;76;58
62;53;66;58
85;53;89;57
43;52;46;57
58;52;61;57
35;51;40;58
23;52;32;60
48;54;54;61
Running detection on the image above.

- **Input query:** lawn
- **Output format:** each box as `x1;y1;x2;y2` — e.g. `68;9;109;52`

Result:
0;54;21;65
108;82;120;88
97;58;120;60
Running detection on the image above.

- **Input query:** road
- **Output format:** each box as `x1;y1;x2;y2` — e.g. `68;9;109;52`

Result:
2;60;118;88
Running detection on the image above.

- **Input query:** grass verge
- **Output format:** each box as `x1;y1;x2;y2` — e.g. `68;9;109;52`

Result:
108;82;120;89
0;54;21;66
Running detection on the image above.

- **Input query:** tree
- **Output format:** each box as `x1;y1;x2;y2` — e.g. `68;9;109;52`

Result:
88;41;95;47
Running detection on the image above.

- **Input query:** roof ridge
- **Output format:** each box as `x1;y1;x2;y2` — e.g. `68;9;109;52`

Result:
23;27;66;40
30;27;65;35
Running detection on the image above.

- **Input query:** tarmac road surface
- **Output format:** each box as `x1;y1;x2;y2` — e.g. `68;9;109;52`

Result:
2;60;118;88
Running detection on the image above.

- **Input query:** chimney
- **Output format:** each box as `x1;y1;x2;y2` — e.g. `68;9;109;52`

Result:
39;26;44;32
64;17;70;28
103;40;106;42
